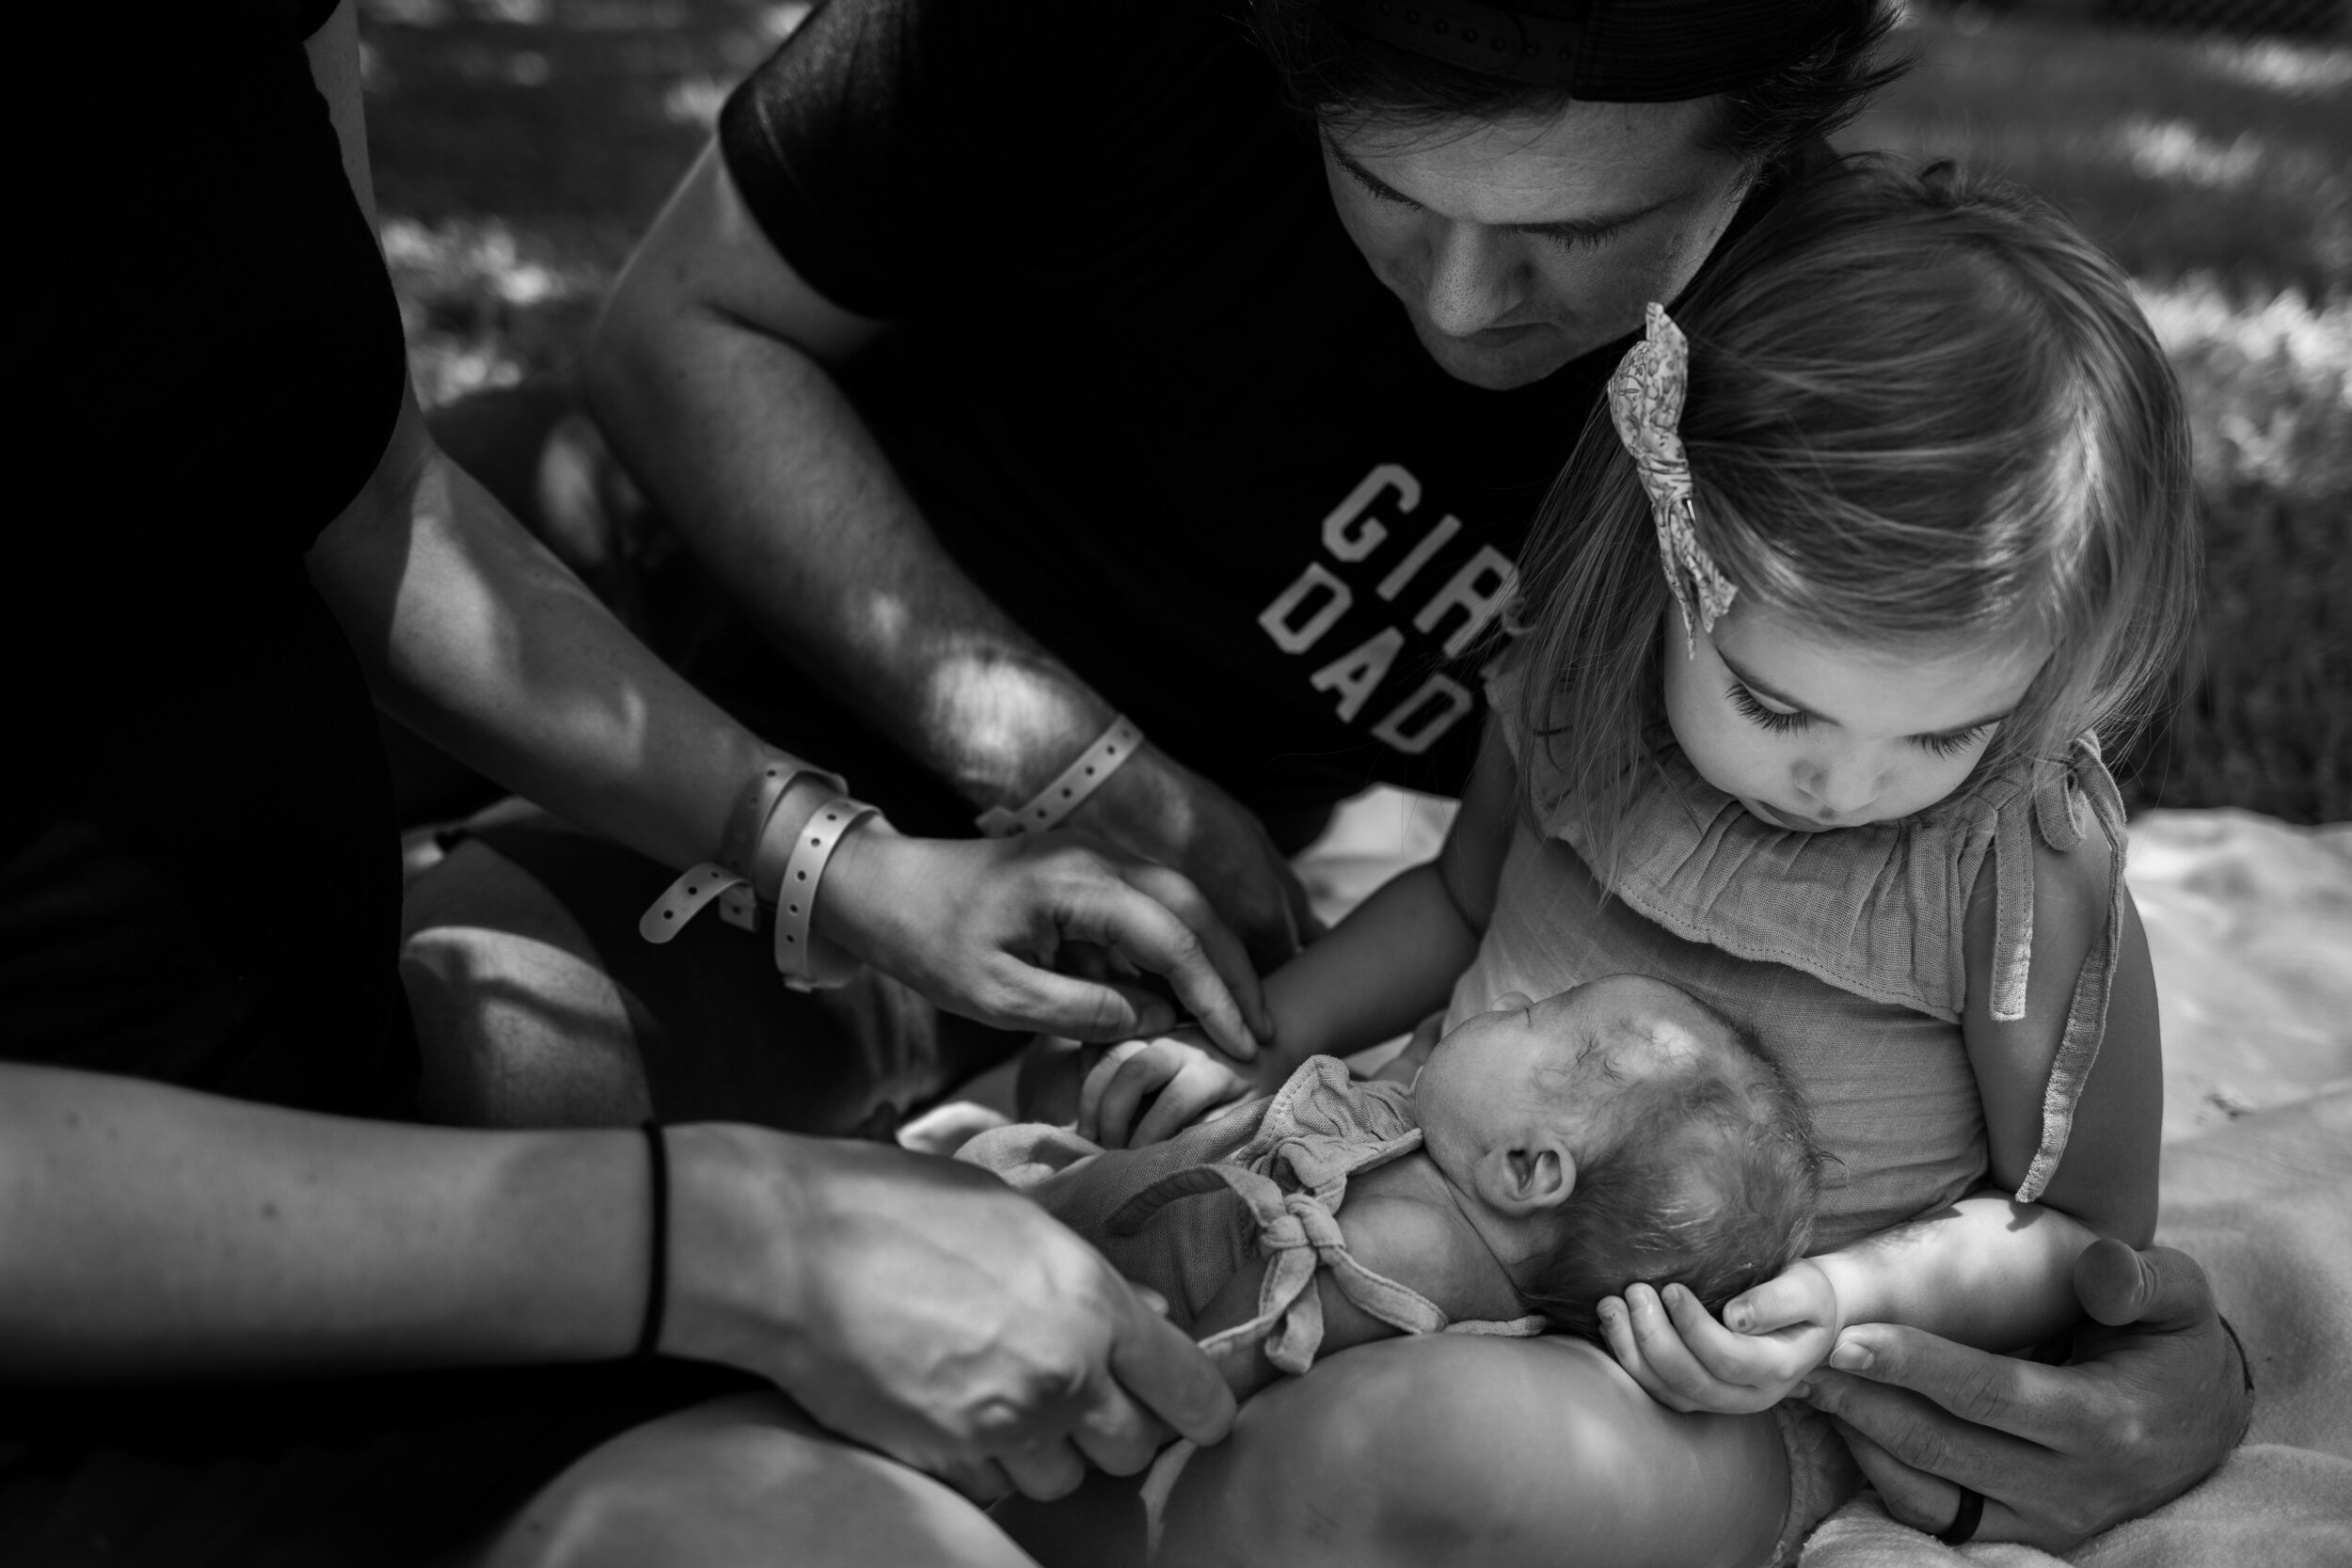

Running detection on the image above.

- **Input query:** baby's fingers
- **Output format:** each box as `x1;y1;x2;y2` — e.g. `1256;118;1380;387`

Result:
1129;1059;1246;1148
1089;1047;1182;1149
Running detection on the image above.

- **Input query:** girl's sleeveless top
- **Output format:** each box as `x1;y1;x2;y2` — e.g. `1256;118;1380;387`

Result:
1450;666;2130;1252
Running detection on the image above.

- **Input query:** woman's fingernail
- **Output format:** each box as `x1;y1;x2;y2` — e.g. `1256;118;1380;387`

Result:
1792;1382;1813;1401
1830;1342;1872;1371
1727;1306;1752;1332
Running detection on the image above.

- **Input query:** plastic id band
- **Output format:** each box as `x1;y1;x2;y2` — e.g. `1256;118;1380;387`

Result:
716;759;839;932
976;716;1143;838
773;797;880;991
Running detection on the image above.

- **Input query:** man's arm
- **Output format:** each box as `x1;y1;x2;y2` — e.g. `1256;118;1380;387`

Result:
0;1063;1232;1500
585;145;1314;963
1799;1240;2250;1550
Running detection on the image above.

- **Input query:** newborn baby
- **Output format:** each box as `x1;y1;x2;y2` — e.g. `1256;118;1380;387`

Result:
960;974;1824;1398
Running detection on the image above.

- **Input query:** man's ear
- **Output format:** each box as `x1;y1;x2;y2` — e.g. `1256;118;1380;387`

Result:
1486;1140;1578;1217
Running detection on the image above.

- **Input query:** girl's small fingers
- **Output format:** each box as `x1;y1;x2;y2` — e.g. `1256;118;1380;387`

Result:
1623;1284;1731;1406
1661;1284;1781;1386
1598;1298;1686;1410
1724;1273;1820;1337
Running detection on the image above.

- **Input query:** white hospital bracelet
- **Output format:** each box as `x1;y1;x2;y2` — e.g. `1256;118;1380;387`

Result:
773;796;881;991
976;716;1144;838
638;758;840;944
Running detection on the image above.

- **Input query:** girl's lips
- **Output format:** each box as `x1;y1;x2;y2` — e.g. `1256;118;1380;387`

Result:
1753;800;1842;832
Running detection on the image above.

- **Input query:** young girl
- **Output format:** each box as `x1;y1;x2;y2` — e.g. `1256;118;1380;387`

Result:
1076;155;2192;1565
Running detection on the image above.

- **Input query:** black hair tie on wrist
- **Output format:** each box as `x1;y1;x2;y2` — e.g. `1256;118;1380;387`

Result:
1937;1485;1986;1546
634;1120;670;1360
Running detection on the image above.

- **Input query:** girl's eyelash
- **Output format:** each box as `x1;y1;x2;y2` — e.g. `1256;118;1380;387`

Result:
1916;725;1992;759
1726;681;1808;734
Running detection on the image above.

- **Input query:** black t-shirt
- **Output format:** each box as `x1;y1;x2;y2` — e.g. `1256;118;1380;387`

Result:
8;1;414;1115
721;0;1802;816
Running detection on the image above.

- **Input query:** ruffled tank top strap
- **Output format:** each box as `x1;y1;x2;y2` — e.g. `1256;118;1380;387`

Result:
2003;735;2131;1203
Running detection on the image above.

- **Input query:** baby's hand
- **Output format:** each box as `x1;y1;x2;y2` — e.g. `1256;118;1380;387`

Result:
1078;1027;1254;1149
1598;1259;1841;1415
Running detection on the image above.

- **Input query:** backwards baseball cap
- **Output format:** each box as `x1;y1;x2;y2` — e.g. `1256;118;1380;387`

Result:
1322;0;1864;101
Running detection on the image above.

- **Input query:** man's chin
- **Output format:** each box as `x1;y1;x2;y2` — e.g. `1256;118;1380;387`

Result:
1410;318;1586;390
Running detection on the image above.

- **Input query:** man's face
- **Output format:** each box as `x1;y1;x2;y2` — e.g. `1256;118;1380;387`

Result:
1321;101;1754;390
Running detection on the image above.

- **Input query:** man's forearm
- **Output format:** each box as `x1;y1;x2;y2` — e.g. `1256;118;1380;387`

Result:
1819;1195;2093;1353
585;274;1109;809
0;1065;644;1377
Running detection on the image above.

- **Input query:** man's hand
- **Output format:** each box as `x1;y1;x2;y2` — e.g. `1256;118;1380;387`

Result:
667;1129;1237;1502
1798;1241;2250;1550
817;825;1271;1062
1597;1262;1841;1416
1066;743;1321;971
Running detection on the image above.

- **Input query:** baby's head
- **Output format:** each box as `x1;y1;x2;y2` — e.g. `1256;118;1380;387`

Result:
1416;974;1824;1341
1510;156;2198;866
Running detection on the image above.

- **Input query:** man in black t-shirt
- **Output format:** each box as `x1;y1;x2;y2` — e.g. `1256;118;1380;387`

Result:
577;0;1893;967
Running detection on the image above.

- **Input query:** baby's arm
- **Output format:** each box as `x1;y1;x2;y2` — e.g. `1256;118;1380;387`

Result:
1191;1187;1505;1402
1085;721;1521;1146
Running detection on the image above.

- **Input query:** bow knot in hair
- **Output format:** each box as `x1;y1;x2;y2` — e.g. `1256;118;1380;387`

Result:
1608;303;1739;653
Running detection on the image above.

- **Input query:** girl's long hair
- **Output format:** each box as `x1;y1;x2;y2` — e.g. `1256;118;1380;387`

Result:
1515;157;2199;879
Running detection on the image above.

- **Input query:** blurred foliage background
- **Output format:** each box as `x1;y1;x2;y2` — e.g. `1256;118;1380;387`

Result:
358;0;2350;823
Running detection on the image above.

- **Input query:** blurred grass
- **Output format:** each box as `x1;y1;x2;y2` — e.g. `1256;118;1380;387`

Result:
359;0;2352;822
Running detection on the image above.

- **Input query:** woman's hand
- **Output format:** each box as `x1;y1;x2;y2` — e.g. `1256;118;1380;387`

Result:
816;825;1271;1062
1598;1259;1843;1415
1077;1029;1257;1149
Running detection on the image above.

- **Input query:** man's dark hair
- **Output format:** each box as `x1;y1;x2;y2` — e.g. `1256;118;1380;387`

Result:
1518;1012;1828;1342
1251;0;1910;170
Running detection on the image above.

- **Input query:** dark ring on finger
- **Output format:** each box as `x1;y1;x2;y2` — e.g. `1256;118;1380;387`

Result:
1936;1485;1985;1545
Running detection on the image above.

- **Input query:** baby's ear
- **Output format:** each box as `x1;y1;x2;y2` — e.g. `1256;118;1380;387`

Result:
1490;1139;1578;1216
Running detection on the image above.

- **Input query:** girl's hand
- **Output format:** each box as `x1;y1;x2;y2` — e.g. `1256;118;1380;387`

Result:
1078;1029;1255;1149
1598;1259;1842;1414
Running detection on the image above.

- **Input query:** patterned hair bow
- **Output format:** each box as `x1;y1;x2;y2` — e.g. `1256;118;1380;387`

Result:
1607;303;1739;655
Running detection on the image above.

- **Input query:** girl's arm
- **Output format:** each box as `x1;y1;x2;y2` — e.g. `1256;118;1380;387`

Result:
1256;718;1523;1072
1600;818;2164;1412
1082;721;1522;1146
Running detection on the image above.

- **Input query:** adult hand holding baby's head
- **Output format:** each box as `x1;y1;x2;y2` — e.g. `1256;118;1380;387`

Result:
1598;1259;1841;1415
1078;1029;1257;1149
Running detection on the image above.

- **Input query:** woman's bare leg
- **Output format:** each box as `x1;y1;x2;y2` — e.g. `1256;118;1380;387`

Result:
1156;1336;1788;1568
467;1393;1041;1568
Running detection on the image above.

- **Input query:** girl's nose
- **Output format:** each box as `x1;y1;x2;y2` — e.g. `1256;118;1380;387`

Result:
1797;754;1882;817
1422;224;1523;338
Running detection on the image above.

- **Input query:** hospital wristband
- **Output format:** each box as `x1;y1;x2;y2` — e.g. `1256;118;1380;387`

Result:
772;796;882;991
976;715;1144;837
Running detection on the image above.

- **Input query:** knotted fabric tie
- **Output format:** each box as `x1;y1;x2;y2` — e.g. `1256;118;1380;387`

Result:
1608;303;1739;654
1110;1164;1457;1375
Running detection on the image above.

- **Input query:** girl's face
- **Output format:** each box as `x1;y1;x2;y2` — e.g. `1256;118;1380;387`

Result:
1661;601;2047;832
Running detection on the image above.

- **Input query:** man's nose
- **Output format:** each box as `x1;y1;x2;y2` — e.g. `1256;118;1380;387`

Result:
1796;753;1882;817
1421;223;1523;337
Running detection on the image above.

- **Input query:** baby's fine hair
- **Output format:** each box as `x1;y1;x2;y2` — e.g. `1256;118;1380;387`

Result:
1518;1001;1825;1341
1513;156;2198;878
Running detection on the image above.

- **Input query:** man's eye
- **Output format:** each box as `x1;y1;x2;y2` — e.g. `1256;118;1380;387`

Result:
1727;681;1808;734
1536;227;1617;254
